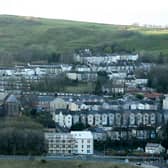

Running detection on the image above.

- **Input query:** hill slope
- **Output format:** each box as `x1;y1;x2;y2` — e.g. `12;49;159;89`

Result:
0;15;168;64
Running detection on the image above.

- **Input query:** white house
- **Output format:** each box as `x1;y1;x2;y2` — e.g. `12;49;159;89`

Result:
65;114;73;128
72;114;80;124
143;113;149;125
150;113;156;125
68;102;79;111
71;131;94;155
163;95;168;110
94;113;101;126
102;113;108;126
108;113;115;126
136;113;143;125
129;113;136;125
87;114;94;126
115;113;121;126
145;143;165;154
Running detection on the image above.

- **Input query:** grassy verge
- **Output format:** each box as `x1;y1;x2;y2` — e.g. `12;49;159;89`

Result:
0;160;137;168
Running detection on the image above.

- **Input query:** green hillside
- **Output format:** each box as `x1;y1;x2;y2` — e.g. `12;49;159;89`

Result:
0;15;168;64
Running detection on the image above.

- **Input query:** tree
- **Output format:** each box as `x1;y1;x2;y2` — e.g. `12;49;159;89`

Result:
161;121;168;149
94;80;102;95
35;111;56;128
104;46;112;54
48;52;61;63
136;93;144;100
70;123;88;131
147;65;168;93
0;116;47;155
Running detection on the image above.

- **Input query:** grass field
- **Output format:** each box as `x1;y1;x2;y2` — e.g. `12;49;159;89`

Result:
0;160;137;168
65;82;95;93
0;15;168;64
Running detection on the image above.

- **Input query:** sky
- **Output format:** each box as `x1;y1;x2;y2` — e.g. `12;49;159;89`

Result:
0;0;168;26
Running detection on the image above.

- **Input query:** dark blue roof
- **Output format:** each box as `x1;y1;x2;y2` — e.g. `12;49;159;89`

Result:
38;96;55;102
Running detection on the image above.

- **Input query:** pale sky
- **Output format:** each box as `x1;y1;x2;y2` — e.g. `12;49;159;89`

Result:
0;0;168;25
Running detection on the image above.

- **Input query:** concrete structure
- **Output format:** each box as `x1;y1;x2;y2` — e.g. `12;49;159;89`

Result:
71;131;94;155
45;131;94;155
45;133;75;155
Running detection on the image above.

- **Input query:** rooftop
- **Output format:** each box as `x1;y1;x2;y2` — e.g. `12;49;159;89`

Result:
70;131;93;139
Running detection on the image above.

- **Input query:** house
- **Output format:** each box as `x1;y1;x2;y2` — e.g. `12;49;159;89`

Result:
108;101;121;110
79;95;104;103
4;94;21;117
85;102;102;111
102;82;125;95
135;79;148;86
68;102;79;111
64;114;73;128
102;113;108;126
108;71;127;79
145;143;165;154
53;110;73;128
72;114;80;125
80;113;87;125
143;113;149;125
94;113;101;126
50;98;68;113
54;111;64;127
108;130;120;140
129;113;136;126
115;113;122;126
75;65;91;72
136;130;156;140
88;127;107;141
108;113;115;126
66;72;78;80
60;64;72;72
71;131;94;155
66;71;97;81
35;95;55;112
0;92;8;116
87;114;94;126
77;72;97;81
163;94;168;110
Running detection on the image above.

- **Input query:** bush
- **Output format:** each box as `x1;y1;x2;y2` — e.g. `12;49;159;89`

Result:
40;159;47;164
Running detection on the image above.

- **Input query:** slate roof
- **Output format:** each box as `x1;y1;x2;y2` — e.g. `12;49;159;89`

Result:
5;94;18;103
37;95;55;102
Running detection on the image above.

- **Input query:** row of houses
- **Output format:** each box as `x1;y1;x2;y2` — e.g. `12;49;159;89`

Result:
34;95;160;113
0;64;73;77
74;53;139;65
53;110;163;129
